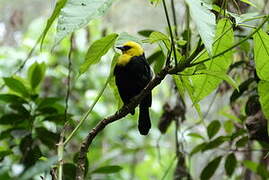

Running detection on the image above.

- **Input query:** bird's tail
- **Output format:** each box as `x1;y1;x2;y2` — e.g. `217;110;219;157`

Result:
138;105;151;135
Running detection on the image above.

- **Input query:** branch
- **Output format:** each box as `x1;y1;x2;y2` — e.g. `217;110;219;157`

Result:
75;66;171;180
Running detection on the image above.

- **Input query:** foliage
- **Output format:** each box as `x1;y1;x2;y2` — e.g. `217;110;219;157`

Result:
0;0;269;179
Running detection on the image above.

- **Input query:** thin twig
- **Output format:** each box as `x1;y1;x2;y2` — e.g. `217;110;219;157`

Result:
57;33;74;180
162;0;178;66
171;0;178;38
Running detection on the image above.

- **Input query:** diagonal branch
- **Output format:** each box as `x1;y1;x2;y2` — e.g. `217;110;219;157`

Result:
75;66;171;180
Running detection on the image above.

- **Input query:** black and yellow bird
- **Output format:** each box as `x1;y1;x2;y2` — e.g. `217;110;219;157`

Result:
114;41;152;135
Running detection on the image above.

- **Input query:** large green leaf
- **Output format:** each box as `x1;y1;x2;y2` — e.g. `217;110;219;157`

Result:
3;77;29;97
253;29;269;80
191;18;234;103
55;0;113;45
79;33;118;74
40;0;68;48
27;62;46;90
258;81;269;132
185;0;216;54
200;156;222;180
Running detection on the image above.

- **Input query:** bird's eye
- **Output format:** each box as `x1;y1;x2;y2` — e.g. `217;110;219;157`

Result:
123;46;131;50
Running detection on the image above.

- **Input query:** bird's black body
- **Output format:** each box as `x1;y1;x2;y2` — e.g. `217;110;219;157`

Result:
114;54;152;135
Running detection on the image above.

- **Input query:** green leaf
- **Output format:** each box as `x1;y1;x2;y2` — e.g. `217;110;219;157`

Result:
0;114;25;125
35;127;60;148
80;33;118;74
138;30;154;37
91;165;123;174
173;75;185;100
199;70;238;91
20;156;57;180
243;160;269;178
185;0;216;54
181;76;202;118
235;136;248;147
207;120;221;139
225;153;237;177
63;163;76;180
40;0;68;48
258;81;269;128
253;29;269;80
223;120;234;134
200;156;222;180
0;94;27;104
231;128;247;141
143;31;170;48
0;150;12;160
109;53;123;109
191;18;234;103
147;50;164;64
190;142;207;156
28;62;46;90
230;78;255;103
55;0;113;44
187;132;205;140
153;51;165;74
3;77;29;97
203;136;228;152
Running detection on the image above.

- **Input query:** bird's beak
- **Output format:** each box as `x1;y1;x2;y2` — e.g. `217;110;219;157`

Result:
116;46;125;51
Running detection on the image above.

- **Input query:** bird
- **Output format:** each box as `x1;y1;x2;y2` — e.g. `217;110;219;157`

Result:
114;41;152;135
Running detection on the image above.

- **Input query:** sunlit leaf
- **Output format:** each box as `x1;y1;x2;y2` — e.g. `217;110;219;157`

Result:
258;81;269;132
40;0;68;48
191;18;234;103
243;160;269;178
28;62;46;90
253;29;269;80
185;0;216;54
187;132;205;140
55;0;113;45
143;31;170;48
3;77;29;97
80;33;118;74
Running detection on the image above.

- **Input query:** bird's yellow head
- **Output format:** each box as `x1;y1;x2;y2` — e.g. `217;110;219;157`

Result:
117;41;144;56
116;41;144;66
